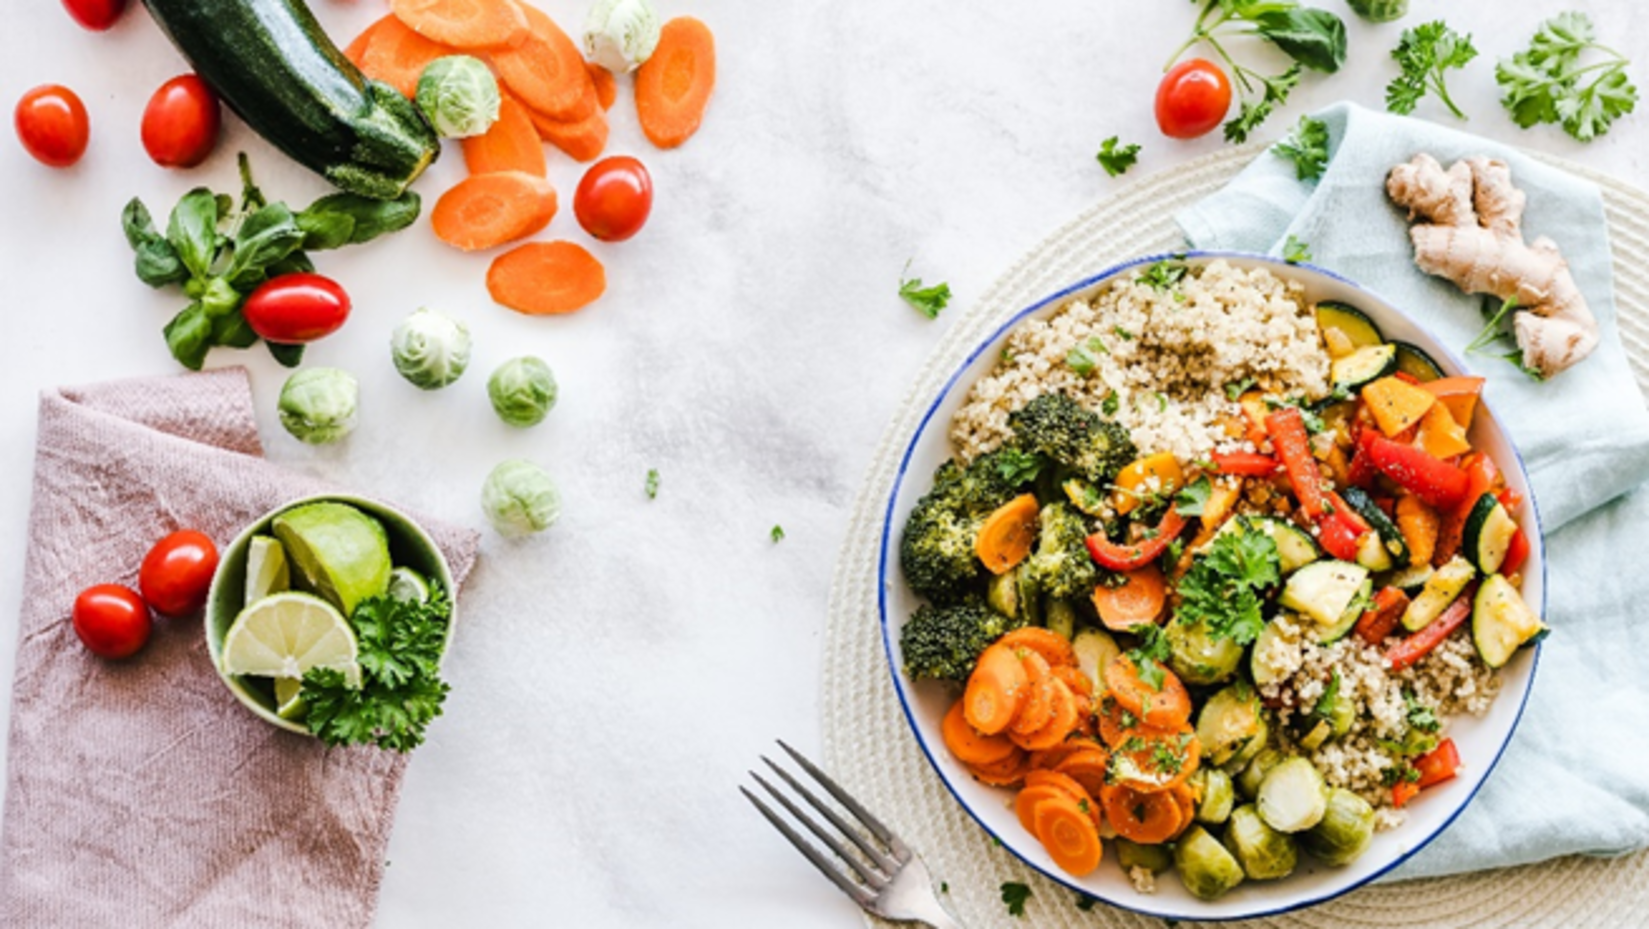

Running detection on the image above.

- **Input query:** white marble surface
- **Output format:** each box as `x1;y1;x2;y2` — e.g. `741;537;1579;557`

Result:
1;1;1645;926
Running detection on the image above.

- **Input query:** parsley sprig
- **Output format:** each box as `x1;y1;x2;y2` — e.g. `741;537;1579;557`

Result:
1272;114;1329;180
1126;622;1173;691
1386;21;1479;120
1096;136;1141;177
898;260;952;319
1496;12;1638;142
1001;881;1033;917
1174;527;1280;645
1282;234;1312;264
302;588;453;753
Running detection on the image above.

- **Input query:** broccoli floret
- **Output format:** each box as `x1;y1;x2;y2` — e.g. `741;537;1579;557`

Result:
1008;393;1136;484
900;597;1024;682
1022;502;1098;600
899;454;1020;603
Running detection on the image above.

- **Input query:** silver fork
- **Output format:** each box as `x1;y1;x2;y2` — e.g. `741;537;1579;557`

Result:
741;740;965;929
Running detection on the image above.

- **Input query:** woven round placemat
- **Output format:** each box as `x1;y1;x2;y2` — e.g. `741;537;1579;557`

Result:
821;142;1649;929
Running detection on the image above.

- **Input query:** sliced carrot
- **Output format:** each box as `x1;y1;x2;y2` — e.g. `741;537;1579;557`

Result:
1107;727;1200;794
1421;376;1485;430
431;171;557;251
587;62;616;110
1035;795;1104;876
461;94;547;177
357;15;457;98
389;0;528;50
1014;784;1074;834
963;643;1028;736
1010;679;1080;752
635;16;716;149
1394;493;1439;567
966;750;1030;787
1009;658;1055;737
1166;782;1199;839
974;494;1040;576
1103;655;1191;730
524;103;609;162
1052;747;1111;798
1101;783;1184;845
1028;737;1102;771
1051;665;1094;703
487;240;606;315
1090;565;1167;631
996;627;1077;669
343;16;386;67
490;3;597;121
1097;694;1163;749
1023;768;1092;802
941;700;1017;767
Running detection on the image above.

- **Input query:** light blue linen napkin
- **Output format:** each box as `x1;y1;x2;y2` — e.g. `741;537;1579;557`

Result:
1178;101;1649;880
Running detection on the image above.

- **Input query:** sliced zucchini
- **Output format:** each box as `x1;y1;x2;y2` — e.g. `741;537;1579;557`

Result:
1387;562;1434;591
986;568;1022;619
1392;341;1445;383
1316;579;1372;644
1463;492;1519;575
1071;627;1120;697
1341;487;1409;565
1316;301;1384;351
1329;344;1399;393
1473;574;1547;668
1197;682;1263;766
1044;598;1078;641
1354;531;1394;573
1401;555;1477;631
1279;560;1370;630
1296;718;1333;752
1214;515;1321;574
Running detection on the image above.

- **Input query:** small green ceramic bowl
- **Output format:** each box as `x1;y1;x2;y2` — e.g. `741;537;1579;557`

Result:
204;493;456;734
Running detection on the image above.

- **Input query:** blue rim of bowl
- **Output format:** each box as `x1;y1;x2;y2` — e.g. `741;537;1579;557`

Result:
875;250;1546;921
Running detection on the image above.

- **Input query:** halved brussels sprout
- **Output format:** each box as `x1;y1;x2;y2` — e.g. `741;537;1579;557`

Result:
1197;681;1263;766
1300;787;1377;866
1044;598;1079;641
1114;837;1172;874
1072;627;1120;698
1235;746;1286;799
1193;768;1235;825
1257;757;1329;833
1166;614;1244;686
1223;804;1299;880
1173;825;1246;901
1221;711;1271;775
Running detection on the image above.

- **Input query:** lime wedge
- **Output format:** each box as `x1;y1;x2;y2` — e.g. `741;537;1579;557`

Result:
387;566;430;604
245;535;291;607
221;591;360;687
271;502;392;616
274;676;307;720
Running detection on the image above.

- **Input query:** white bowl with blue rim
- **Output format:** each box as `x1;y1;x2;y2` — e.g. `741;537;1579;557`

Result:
876;252;1544;920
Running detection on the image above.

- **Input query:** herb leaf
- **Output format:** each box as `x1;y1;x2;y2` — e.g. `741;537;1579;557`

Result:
645;468;660;499
771;525;786;543
1496;12;1638;142
1174;526;1280;646
302;589;453;753
1387;21;1478;120
1174;475;1214;517
1127;622;1173;691
1272;114;1330;180
1282;234;1312;264
1001;881;1033;917
995;447;1046;486
166;188;222;281
1224;65;1302;144
899;261;951;320
1312;669;1342;721
1253;8;1348;74
1096;136;1141;177
1140;258;1189;292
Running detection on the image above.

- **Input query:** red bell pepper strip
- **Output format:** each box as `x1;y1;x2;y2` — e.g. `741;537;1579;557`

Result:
1085;509;1186;572
1502;527;1531;576
1386;582;1478;670
1345;428;1378;490
1392;779;1422;808
1497;486;1524;511
1354;586;1411;646
1414;738;1461;789
1435;454;1501;565
1393;371;1421;386
1317;511;1365;562
1366;434;1470;511
1325;490;1372;535
1265;407;1330;519
1211;451;1279;476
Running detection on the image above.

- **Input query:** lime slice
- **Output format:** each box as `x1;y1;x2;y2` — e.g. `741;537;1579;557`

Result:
245;535;291;607
221;591;360;687
274;677;307;720
271;502;392;616
387;566;430;604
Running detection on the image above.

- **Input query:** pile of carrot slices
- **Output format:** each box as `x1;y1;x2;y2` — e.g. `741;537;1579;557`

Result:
939;629;1205;878
343;0;717;316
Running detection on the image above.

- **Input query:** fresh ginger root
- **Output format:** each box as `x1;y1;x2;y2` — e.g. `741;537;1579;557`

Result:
1386;152;1598;378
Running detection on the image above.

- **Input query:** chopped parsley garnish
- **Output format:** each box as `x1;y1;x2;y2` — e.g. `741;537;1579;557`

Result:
1382;763;1422;786
898;260;952;320
1405;691;1441;733
1101;392;1120;417
644;468;660;499
1140;258;1189;292
1312;670;1343;721
1001;881;1033;917
1151;741;1185;774
1174;475;1213;517
1175;527;1280;646
1225;377;1256;401
1282;234;1312;264
770;525;786;543
1096;135;1141;177
1114;325;1135;340
1126;622;1173;691
1272;114;1329;180
1065;336;1109;375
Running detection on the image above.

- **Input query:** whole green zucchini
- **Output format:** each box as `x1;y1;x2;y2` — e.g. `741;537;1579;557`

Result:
142;0;438;199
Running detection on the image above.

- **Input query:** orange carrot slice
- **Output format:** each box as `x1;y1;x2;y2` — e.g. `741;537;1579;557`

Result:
966;750;1030;787
1022;769;1091;804
1008;651;1054;737
974;494;1039;576
525;103;610;162
996;627;1077;669
635;16;715;149
1052;747;1111;798
1034;795;1104;876
389;0;528;50
431;171;557;251
1014;785;1072;833
587;62;616;110
487;241;606;315
1103;655;1191;730
1090;565;1167;631
1028;738;1101;772
1107;727;1200;794
358;15;456;98
342;17;384;67
461;95;547;177
490;3;597;121
963;643;1029;735
1010;679;1080;752
942;700;1018;767
1101;783;1184;845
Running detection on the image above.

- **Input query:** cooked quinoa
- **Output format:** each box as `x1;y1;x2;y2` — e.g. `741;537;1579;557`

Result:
950;260;1331;465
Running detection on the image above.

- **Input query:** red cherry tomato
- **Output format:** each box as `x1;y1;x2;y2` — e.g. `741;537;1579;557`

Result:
1155;59;1233;140
574;155;653;242
141;75;221;168
61;0;126;31
139;529;220;617
242;273;351;344
72;584;151;659
14;84;89;168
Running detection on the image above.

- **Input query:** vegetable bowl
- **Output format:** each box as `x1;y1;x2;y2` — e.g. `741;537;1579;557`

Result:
205;494;456;746
877;252;1545;920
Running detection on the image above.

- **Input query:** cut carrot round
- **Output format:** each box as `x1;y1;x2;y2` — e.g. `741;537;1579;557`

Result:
1103;655;1192;730
587;62;617;110
1052;747;1111;798
1107;726;1200;794
525;104;610;162
1022;769;1091;805
1014;785;1073;834
487;240;606;315
975;494;1039;575
1101;783;1184;845
967;750;1030;787
357;15;456;98
461;94;547;177
1091;565;1167;631
431;171;557;251
941;700;1017;767
995;627;1077;669
490;4;597;120
963;643;1028;735
1009;655;1055;738
635;16;716;149
1028;738;1101;772
1034;796;1104;876
1010;679;1079;752
389;0;528;50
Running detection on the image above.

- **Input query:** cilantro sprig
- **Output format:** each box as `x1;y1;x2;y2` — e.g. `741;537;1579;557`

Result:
1272;114;1329;180
1496;12;1638;142
1282;234;1312;264
1386;21;1479;120
1174;526;1280;645
1126;622;1173;691
302;588;453;753
899;260;952;320
1096;136;1141;177
1001;881;1033;917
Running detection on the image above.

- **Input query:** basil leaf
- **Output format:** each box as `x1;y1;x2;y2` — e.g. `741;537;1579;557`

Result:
225;203;304;287
1254;8;1347;73
267;341;305;367
199;277;243;319
295;212;355;251
210;310;259;349
134;239;187;288
297;191;421;250
121;198;159;249
163;303;213;371
267;251;316;277
166;188;221;281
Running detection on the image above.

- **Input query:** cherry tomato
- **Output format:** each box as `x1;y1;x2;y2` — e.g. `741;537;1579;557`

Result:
72;584;151;660
574;155;653;242
242;273;351;343
139;529;219;617
14;84;89;168
141;75;221;169
1155;59;1232;140
61;0;126;31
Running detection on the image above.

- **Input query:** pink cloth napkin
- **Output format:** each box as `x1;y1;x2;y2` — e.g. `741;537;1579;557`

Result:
0;368;479;927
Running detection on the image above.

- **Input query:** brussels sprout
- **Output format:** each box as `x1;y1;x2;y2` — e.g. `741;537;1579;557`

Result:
481;459;562;537
1257;757;1329;833
1166;614;1244;686
1172;825;1246;901
1222;711;1270;775
1197;681;1263;766
1193;768;1235;825
1300;788;1377;866
1072;627;1120;697
1235;746;1286;799
581;0;661;73
391;308;472;390
277;367;358;444
1114;837;1171;874
488;356;558;427
415;55;501;139
1044;598;1078;641
1222;804;1299;880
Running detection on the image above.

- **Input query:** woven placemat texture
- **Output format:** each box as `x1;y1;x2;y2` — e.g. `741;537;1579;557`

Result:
821;142;1649;929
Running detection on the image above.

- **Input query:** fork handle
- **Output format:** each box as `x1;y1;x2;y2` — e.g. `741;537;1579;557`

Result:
904;896;966;929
